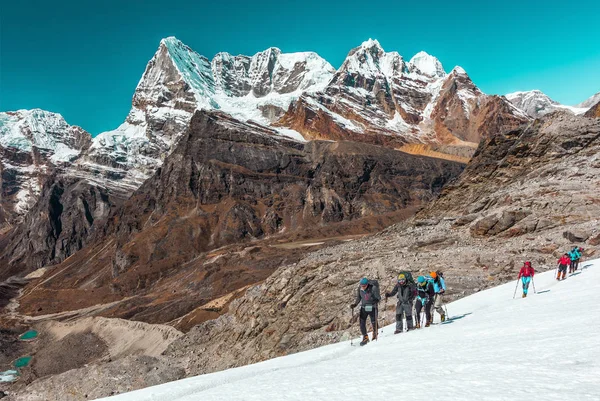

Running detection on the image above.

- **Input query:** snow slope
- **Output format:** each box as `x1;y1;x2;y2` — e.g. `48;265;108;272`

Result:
101;259;600;401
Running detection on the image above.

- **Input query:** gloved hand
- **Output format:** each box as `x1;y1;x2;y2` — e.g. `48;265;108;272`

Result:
439;289;445;294
350;303;357;309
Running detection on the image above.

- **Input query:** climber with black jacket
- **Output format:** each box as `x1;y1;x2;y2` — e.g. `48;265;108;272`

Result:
351;277;381;346
385;273;416;334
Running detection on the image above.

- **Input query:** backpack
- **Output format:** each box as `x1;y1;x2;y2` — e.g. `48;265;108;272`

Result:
369;280;381;302
398;271;415;285
416;281;430;295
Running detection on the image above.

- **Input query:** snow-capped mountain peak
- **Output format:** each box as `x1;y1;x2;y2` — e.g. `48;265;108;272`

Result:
0;109;91;161
407;51;445;78
359;38;383;51
576;91;600;109
0;109;92;219
506;90;588;118
450;66;468;76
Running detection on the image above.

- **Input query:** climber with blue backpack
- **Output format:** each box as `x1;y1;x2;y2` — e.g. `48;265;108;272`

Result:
568;246;582;273
430;271;447;321
415;276;435;328
350;277;381;346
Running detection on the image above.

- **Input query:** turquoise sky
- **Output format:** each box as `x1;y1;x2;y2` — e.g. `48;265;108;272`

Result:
1;0;599;135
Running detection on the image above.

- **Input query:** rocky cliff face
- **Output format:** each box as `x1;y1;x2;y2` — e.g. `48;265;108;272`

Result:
15;110;463;324
0;38;336;274
0;176;126;277
584;101;600;118
277;40;530;156
87;37;336;188
0;110;92;228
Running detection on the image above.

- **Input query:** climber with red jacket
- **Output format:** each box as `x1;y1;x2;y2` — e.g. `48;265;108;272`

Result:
517;261;535;297
557;254;570;280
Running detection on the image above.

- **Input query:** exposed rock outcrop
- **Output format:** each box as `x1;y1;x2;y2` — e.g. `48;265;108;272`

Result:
14;110;463;325
584;101;600;118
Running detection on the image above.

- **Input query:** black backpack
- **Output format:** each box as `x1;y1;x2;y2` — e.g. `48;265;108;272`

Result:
369;280;381;302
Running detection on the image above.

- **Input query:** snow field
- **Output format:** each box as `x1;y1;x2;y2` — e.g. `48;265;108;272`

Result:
103;259;600;401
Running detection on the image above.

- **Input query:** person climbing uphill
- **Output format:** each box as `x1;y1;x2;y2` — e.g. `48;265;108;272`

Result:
415;276;434;328
568;247;578;274
350;277;381;346
430;271;446;321
517;262;535;298
577;247;584;270
557;254;570;280
568;246;583;272
385;273;416;334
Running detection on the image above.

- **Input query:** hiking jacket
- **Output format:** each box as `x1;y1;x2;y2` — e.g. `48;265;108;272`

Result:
416;281;435;300
354;284;379;308
518;266;535;278
558;255;570;266
431;276;446;293
387;283;415;304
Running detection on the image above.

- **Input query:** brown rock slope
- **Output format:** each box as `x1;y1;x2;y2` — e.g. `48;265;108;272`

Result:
16;110;463;326
0;177;127;279
160;113;600;377
584;101;600;118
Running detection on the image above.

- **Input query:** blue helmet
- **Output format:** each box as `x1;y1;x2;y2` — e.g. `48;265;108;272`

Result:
360;277;369;285
417;276;425;284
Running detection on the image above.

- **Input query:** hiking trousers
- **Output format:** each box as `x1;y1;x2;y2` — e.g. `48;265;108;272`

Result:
521;277;531;295
395;302;414;331
433;293;445;316
359;306;377;336
415;297;431;324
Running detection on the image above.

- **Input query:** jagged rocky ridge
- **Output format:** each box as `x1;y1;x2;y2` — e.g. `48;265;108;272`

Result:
506;90;588;118
0;36;534;275
0;110;92;228
13;110;463;322
278;40;530;155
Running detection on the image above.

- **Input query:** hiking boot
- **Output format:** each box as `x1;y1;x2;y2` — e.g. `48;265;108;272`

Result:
372;332;378;341
394;329;402;334
440;314;446;322
415;322;421;329
360;336;369;346
522;293;526;298
425;321;431;327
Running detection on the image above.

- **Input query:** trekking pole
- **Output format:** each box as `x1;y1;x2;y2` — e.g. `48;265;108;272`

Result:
374;305;378;341
350;307;355;346
512;279;520;299
380;297;388;335
531;278;537;294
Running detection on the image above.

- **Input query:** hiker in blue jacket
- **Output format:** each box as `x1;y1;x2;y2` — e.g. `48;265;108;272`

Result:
568;247;581;273
430;271;447;322
415;276;434;328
